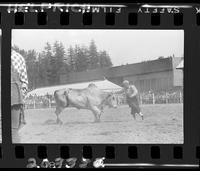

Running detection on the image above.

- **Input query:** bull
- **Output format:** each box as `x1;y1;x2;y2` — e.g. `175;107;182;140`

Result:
54;83;117;124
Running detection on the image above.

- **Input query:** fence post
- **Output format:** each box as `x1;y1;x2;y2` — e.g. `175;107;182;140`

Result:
152;93;155;104
179;91;182;103
140;95;143;105
33;99;36;109
49;98;51;108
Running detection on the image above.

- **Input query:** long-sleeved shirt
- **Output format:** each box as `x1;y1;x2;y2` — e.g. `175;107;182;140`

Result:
116;84;138;98
11;50;28;97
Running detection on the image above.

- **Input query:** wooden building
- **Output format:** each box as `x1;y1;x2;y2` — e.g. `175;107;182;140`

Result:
60;57;183;92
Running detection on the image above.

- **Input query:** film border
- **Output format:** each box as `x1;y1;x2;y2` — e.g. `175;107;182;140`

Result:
0;2;199;168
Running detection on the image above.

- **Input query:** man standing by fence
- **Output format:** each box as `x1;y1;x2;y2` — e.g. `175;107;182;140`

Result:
116;80;143;120
11;49;28;143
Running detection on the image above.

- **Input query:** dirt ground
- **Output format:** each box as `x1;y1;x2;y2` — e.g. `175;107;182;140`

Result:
17;104;183;144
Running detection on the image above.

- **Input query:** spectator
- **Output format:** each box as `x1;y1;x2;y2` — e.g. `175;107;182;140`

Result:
11;49;29;143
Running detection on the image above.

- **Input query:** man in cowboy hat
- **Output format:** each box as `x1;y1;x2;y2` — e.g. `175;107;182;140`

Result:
116;80;143;120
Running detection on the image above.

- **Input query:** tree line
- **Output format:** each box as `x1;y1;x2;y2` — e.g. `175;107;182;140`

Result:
13;40;113;90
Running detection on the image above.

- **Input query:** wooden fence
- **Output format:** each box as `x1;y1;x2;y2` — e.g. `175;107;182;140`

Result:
25;91;183;109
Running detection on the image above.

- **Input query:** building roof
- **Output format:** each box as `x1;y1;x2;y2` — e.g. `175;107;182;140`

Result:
176;60;184;69
107;57;174;77
26;79;122;96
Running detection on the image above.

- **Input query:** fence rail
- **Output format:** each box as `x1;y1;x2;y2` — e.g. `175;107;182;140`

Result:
25;91;183;109
139;91;183;105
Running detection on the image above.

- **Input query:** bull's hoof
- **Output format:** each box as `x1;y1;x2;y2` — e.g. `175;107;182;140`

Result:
56;119;63;125
131;114;136;120
94;119;100;123
22;121;26;125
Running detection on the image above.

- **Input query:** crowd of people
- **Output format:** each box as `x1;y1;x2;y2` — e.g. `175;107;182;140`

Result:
140;90;183;104
25;94;56;109
24;89;183;109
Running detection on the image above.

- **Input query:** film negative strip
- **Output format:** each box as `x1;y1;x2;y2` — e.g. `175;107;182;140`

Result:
0;1;199;168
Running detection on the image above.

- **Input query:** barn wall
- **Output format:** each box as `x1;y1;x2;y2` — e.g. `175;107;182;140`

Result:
59;57;183;92
173;69;183;87
172;57;184;87
123;71;173;92
107;57;173;77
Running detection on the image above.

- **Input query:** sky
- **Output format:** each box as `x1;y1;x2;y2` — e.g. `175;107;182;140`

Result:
12;29;184;66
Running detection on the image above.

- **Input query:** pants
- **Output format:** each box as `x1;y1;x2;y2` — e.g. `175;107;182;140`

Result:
127;95;141;115
11;104;24;143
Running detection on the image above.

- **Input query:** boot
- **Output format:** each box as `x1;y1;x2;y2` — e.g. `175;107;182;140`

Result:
139;112;144;120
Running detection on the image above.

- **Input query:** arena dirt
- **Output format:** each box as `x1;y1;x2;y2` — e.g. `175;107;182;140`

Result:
17;104;183;144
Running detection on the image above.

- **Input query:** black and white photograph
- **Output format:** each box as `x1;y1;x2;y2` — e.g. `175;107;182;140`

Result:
11;29;184;144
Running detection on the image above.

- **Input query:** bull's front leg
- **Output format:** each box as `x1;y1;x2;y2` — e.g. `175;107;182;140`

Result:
90;106;102;123
55;107;64;124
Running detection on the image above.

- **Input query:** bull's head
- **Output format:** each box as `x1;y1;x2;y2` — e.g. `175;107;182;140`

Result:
107;92;118;108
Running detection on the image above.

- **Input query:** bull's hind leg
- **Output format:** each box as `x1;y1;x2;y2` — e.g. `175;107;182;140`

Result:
55;107;64;124
91;106;101;123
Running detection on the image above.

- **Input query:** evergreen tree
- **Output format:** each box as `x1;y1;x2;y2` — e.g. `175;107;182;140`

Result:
43;42;53;86
76;46;88;72
98;50;113;68
26;50;37;89
53;41;66;84
36;53;43;87
73;45;80;72
88;40;99;69
12;45;27;58
47;54;57;85
67;45;75;72
38;52;48;87
13;39;113;88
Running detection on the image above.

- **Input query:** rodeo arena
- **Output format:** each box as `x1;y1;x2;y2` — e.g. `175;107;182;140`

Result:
20;57;183;144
